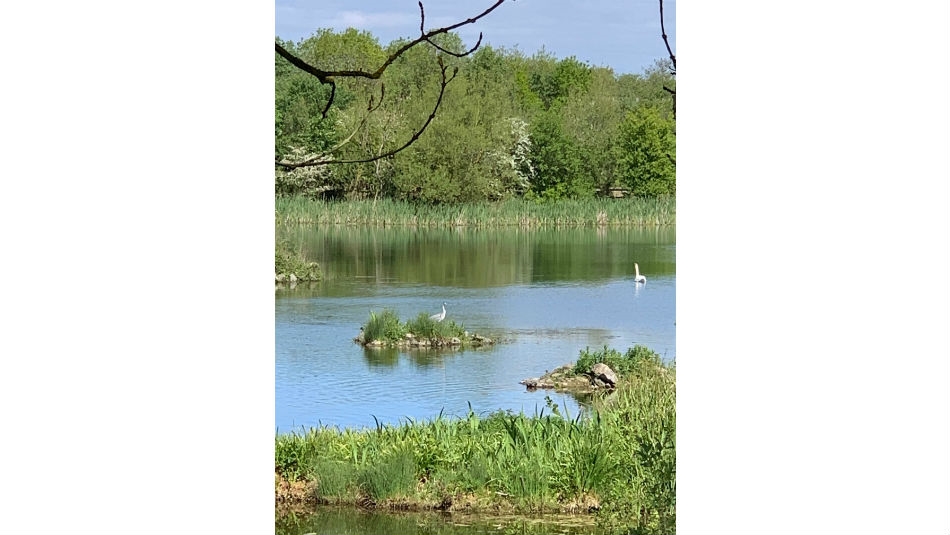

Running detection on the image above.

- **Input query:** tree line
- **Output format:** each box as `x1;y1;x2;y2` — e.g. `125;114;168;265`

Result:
276;29;675;203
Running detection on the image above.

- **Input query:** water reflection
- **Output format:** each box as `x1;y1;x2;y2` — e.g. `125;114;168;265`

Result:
280;226;675;288
276;507;604;535
276;226;675;431
362;346;400;367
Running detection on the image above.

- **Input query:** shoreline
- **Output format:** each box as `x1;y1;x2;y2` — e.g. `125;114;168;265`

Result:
275;345;676;533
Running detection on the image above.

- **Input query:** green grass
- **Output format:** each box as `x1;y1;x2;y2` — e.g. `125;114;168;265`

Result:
275;197;675;228
357;446;418;502
361;309;467;345
573;344;665;378
275;346;676;534
363;310;408;343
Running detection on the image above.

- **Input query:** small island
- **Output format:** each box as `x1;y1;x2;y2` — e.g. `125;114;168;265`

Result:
520;344;669;395
354;309;495;349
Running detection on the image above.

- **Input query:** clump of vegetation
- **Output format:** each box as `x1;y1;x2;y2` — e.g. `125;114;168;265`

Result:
405;313;461;340
275;238;321;281
358;309;488;349
357;446;419;503
573;344;664;378
275;345;675;534
363;310;408;343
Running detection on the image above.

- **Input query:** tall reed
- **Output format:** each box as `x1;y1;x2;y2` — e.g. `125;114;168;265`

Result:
275;197;675;228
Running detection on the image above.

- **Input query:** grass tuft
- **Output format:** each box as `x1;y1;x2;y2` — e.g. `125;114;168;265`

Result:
363;309;407;343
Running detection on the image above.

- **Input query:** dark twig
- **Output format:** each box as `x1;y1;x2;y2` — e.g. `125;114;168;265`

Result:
277;58;458;168
275;0;506;165
659;0;676;72
275;0;503;82
659;0;676;120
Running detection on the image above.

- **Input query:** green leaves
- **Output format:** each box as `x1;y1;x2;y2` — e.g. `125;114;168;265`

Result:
275;29;675;203
617;106;676;196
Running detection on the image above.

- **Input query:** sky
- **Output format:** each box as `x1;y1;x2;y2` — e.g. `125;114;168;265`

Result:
275;0;676;76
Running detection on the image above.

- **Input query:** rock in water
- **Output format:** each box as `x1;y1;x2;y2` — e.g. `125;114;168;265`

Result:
589;362;618;388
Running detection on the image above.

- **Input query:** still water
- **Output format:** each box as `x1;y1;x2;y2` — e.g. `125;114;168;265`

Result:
276;226;675;433
277;507;603;535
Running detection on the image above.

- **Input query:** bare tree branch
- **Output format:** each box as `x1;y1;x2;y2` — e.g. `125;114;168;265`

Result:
275;0;507;166
659;0;676;72
277;83;388;169
659;0;676;120
278;58;459;168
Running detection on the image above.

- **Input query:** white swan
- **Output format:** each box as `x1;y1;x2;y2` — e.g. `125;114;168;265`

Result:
634;263;646;283
429;302;447;322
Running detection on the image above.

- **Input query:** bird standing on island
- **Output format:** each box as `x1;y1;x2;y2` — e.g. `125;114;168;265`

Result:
634;263;646;283
430;302;447;322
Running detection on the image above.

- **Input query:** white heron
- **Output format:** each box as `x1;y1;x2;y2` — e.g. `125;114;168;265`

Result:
634;263;646;283
429;302;447;322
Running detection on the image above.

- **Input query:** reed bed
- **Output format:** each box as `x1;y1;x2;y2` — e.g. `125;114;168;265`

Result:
275;197;675;228
275;346;675;534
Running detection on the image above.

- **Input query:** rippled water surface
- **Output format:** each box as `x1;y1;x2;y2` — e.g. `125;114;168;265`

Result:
276;226;675;432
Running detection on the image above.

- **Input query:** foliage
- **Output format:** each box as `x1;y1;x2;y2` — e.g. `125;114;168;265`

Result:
275;345;675;532
363;309;407;343
274;38;339;161
573;344;665;378
275;29;676;203
357;446;418;501
275;239;321;280
528;54;592;110
527;110;591;200
405;313;465;341
362;309;465;344
617;106;676;196
313;460;359;501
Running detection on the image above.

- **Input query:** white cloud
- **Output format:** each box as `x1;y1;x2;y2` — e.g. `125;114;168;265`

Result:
330;10;416;30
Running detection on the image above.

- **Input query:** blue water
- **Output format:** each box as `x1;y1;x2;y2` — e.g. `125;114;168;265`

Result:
276;227;675;432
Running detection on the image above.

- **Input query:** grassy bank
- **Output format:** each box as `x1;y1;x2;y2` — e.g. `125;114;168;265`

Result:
275;346;675;534
275;197;675;227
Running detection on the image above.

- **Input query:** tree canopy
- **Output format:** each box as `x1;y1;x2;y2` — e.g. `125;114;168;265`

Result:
275;4;676;203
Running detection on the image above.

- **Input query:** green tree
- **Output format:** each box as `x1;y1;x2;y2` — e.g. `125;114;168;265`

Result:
616;106;676;196
274;1;509;170
275;38;339;197
561;66;624;194
528;110;592;199
528;54;592;111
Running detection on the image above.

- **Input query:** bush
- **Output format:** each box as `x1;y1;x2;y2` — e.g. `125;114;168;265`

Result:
573;344;663;377
405;313;465;340
275;239;321;281
363;309;407;343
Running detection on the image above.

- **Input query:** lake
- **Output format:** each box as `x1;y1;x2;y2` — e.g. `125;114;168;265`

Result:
276;225;675;433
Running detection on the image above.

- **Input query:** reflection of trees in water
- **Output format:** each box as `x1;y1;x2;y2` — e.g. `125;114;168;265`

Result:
278;226;676;288
362;345;483;368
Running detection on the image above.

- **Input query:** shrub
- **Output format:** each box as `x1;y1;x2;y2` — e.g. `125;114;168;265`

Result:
363;309;407;343
573;344;663;377
275;238;321;281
